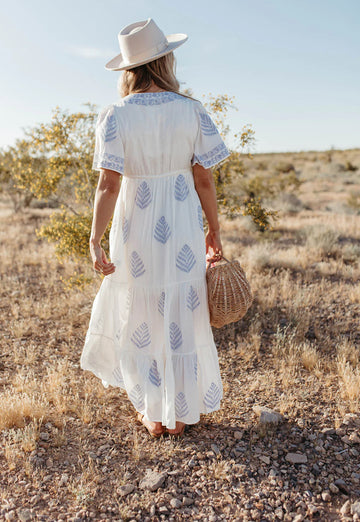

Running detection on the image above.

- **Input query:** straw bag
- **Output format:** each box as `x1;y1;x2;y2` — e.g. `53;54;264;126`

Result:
206;256;253;328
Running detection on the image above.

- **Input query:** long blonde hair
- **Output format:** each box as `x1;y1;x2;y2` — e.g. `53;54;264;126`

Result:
118;52;197;101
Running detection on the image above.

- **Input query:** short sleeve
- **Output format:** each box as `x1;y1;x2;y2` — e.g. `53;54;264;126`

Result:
92;104;124;175
191;102;231;169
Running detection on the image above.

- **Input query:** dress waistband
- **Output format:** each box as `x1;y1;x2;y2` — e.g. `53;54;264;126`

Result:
122;167;192;179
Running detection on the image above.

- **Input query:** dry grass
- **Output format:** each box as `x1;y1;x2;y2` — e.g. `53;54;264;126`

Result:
0;148;359;520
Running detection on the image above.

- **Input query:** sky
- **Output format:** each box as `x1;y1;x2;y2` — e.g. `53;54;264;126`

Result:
0;0;359;153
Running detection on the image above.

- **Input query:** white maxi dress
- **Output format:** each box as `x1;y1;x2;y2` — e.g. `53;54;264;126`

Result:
80;91;230;429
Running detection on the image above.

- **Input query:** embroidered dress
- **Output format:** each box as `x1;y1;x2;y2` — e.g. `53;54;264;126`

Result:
80;91;230;429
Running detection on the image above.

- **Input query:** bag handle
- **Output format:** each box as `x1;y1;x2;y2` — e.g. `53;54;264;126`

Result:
206;254;231;271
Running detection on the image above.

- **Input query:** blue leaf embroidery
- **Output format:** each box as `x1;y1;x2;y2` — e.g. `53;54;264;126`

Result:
103;113;118;142
149;360;161;387
203;382;221;409
122;217;129;243
199;112;218;136
129;384;145;410
158;291;165;316
169;322;182;351
154;216;171;244
135;181;152;209
186;285;200;311
176;244;196;273
197;205;204;230
174;174;189;201
175;392;189;418
131;322;151;349
130;251;145;278
112;366;124;386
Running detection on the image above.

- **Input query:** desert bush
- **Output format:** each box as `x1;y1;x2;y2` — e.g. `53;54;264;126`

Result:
274;162;295;174
268;193;304;214
302;225;340;255
342;243;360;264
345;161;358;172
255;160;268;171
0;144;36;211
241;171;301;201
347;192;360;214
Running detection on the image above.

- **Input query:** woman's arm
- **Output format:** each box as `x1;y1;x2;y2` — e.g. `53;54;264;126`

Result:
89;168;121;275
192;163;223;261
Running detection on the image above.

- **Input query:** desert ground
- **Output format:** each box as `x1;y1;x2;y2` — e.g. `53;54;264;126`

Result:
0;148;359;522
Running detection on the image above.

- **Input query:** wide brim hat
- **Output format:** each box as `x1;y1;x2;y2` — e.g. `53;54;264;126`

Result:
105;18;188;71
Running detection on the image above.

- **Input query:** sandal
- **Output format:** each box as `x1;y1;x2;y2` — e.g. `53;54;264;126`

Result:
137;413;165;438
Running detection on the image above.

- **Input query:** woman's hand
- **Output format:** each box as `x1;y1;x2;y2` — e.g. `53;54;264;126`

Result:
90;239;115;276
205;229;223;263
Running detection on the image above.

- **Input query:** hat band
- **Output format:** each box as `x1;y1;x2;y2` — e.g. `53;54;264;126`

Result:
122;39;168;66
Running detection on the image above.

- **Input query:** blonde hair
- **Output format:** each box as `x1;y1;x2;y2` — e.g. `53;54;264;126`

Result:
117;52;197;101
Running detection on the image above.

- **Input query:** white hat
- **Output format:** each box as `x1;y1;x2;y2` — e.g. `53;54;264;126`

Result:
105;18;188;71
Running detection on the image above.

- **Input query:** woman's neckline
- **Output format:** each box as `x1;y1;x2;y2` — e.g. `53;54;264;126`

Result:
127;90;170;95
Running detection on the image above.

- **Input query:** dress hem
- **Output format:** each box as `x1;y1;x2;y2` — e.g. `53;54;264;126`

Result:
80;362;223;429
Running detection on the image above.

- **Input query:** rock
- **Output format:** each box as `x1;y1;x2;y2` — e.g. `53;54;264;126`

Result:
182;497;194;506
187;457;196;468
29;455;45;468
335;452;344;461
59;474;69;486
17;509;33;522
170;498;182;509
351;501;360;517
343;413;359;426
285;452;307;464
98;444;110;453
259;455;270;465
117;484;135;497
307;504;320;515
340;500;351;515
234;431;243;440
158;506;168;514
5;512;16;521
253;405;284;424
274;507;283;519
292;515;304;522
336;428;346;437
312;463;320;476
139;470;167;492
149;505;156;517
39;432;49;441
350;433;360;444
211;444;220;456
329;483;339;494
322;428;336;436
334;478;349;494
321;491;331;502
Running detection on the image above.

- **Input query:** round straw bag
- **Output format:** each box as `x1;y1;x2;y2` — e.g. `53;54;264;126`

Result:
206;255;253;328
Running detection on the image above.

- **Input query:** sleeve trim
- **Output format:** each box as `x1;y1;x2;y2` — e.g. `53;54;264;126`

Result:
92;152;124;174
192;142;231;169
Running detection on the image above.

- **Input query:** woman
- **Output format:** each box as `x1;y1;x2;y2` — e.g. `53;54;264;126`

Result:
80;18;230;437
